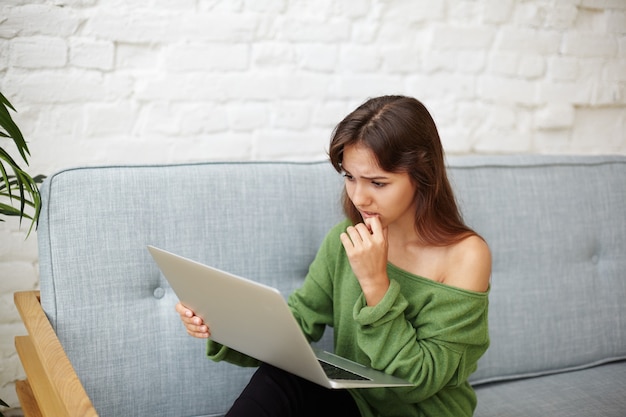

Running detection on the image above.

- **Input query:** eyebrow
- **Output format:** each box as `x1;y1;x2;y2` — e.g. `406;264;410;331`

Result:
343;168;390;181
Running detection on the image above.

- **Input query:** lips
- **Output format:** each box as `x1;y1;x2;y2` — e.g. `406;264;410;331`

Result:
360;211;379;219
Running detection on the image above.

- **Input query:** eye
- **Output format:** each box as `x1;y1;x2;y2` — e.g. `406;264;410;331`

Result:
372;181;386;188
342;173;354;181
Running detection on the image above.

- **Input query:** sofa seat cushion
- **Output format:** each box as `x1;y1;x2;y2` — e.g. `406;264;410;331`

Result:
473;360;626;417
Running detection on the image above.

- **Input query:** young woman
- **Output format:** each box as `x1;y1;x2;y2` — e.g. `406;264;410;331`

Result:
176;95;491;417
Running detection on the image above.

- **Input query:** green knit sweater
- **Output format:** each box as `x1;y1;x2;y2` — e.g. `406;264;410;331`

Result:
207;219;490;417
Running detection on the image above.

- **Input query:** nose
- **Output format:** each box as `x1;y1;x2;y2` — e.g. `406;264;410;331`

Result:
349;181;370;208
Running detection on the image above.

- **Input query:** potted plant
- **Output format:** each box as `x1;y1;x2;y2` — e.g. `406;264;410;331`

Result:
0;91;45;415
0;91;44;233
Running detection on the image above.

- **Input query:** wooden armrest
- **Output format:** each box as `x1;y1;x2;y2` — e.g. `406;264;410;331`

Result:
16;379;43;417
14;291;98;417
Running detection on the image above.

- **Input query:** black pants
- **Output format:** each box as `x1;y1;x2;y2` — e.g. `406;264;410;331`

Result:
226;363;362;417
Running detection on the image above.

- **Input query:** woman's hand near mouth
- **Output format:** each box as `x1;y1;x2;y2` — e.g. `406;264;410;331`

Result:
340;216;390;306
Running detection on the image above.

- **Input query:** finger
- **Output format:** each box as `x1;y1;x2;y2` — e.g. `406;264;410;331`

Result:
354;222;371;236
341;224;372;250
349;224;373;245
365;217;387;243
190;323;209;334
340;232;354;250
175;302;193;318
181;315;204;326
345;226;364;244
187;322;210;337
364;216;382;235
188;328;210;338
198;324;210;337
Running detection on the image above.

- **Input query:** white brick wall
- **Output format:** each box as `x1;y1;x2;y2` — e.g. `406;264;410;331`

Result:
0;0;625;411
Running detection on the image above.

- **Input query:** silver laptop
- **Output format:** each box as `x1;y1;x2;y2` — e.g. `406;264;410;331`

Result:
148;245;413;389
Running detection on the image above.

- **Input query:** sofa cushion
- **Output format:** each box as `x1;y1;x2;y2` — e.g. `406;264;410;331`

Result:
473;360;626;417
446;155;626;385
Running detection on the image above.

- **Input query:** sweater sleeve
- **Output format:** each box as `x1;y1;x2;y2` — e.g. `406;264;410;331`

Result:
352;273;489;404
206;340;261;368
286;223;347;343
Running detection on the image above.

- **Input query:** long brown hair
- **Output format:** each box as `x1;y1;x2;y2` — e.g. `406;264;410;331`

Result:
328;95;475;246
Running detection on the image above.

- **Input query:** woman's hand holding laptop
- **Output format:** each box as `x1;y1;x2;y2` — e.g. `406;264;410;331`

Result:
176;302;210;338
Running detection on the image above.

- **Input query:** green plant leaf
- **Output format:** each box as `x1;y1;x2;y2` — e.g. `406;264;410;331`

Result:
0;98;29;162
0;395;7;417
0;202;33;217
0;91;17;111
0;148;20;201
0;92;44;235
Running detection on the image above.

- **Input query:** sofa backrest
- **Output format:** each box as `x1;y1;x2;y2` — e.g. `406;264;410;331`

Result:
38;155;626;416
38;161;344;417
447;155;626;385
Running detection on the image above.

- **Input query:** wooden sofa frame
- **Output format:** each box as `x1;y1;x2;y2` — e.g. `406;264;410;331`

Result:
14;291;98;417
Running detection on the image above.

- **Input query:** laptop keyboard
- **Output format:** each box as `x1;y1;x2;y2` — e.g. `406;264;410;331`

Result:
318;360;370;381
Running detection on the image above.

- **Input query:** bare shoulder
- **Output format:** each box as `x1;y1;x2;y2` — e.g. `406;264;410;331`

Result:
443;235;492;293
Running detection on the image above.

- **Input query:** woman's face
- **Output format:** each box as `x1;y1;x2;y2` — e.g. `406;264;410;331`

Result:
341;144;417;229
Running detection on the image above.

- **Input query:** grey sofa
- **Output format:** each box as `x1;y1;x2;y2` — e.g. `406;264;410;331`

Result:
14;155;626;417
